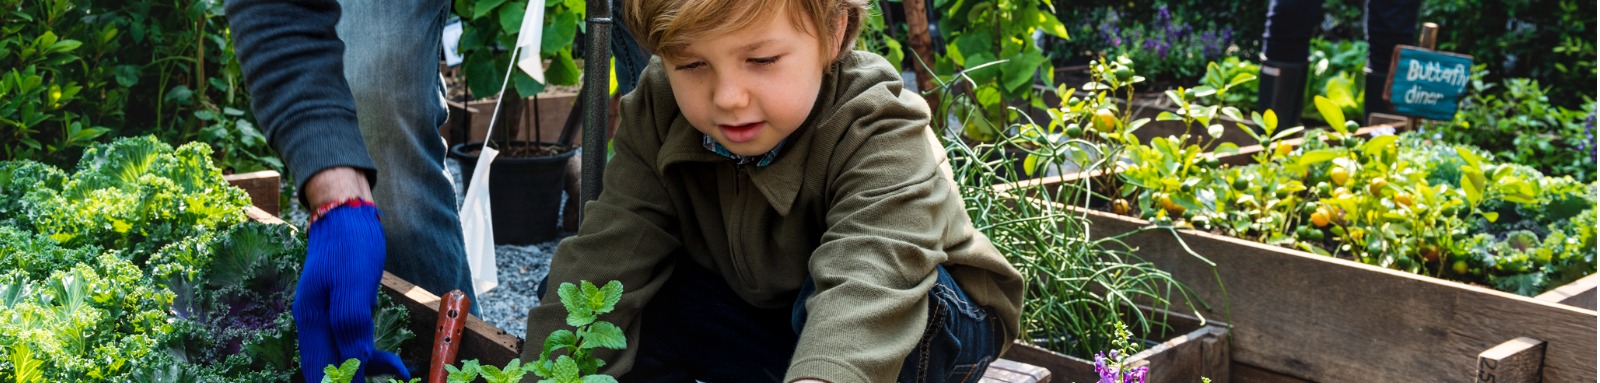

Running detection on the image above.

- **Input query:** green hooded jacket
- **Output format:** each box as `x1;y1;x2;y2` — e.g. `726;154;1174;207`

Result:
522;51;1024;383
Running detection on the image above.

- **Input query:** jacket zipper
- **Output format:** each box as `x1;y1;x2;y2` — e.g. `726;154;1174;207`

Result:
729;163;756;290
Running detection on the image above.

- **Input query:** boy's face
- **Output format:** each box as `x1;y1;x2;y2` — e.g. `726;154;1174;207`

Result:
663;12;840;156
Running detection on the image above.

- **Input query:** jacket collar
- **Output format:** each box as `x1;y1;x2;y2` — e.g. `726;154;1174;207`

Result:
654;61;843;216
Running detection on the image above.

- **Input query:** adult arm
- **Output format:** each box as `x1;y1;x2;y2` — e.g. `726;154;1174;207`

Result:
225;0;377;207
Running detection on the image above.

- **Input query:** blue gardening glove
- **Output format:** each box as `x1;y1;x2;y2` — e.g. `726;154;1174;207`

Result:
296;201;411;382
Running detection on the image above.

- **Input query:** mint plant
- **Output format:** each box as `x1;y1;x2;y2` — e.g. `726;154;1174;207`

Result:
325;280;626;383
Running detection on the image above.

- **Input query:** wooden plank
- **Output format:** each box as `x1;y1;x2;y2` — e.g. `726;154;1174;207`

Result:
982;359;1052;383
1476;337;1546;383
243;206;524;367
1071;206;1597;382
225;170;280;217
1535;274;1597;311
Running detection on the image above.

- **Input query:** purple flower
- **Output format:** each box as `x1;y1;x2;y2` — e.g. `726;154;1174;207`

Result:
1125;366;1149;383
1157;6;1170;25
1094;352;1116;383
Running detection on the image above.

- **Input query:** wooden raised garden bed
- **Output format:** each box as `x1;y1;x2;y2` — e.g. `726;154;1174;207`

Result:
1071;205;1596;382
988;120;1595;381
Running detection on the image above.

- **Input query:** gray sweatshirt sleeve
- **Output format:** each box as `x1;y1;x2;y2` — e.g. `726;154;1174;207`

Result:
225;0;377;206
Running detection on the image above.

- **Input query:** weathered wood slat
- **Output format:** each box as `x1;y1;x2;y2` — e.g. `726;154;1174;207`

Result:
982;359;1052;383
1073;206;1597;382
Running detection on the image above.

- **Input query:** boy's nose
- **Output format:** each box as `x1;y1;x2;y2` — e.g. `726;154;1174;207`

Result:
712;78;749;110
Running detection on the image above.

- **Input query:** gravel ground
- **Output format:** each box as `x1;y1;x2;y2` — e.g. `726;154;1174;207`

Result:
283;159;562;341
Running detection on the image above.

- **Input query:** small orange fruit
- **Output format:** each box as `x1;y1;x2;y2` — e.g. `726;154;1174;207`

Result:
1092;109;1119;134
1329;167;1350;186
1310;208;1331;228
1394;192;1414;207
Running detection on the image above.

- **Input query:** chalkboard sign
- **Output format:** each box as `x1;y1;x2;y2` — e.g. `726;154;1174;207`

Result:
1382;45;1474;121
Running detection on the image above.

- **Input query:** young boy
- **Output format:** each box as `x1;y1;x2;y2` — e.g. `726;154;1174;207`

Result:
522;0;1024;381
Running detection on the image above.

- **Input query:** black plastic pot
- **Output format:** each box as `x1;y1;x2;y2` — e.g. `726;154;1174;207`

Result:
450;141;578;245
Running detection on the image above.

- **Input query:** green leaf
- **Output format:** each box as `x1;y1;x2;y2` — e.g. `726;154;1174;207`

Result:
1461;172;1484;206
1215;142;1240;155
582;375;621;383
559;282;596;327
498;1;527;37
1001;52;1046;94
545;49;582;86
581;321;627;350
463;50;503;99
1297;149;1342;166
448;360;483;382
1359;135;1397;157
543;329;577;356
596;280;623;313
1454;147;1486;168
1207;124;1223;139
1022;154;1038;177
543;12;581;52
1313;96;1346;133
1262;109;1279;133
1483;211;1499;222
473;0;511;19
322;358;361;383
553;355;581;382
513;71;545;98
113;65;140;87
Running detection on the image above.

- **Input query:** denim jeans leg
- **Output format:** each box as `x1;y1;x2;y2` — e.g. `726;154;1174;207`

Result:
610;0;651;96
336;0;479;314
1260;0;1323;63
625;260;797;383
1363;0;1422;116
791;265;1002;383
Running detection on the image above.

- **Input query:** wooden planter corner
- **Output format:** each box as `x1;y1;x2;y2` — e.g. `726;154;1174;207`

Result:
225;170;281;217
1005;309;1230;383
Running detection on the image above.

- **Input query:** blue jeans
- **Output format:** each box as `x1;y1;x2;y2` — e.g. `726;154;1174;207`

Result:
335;0;478;314
622;261;1002;383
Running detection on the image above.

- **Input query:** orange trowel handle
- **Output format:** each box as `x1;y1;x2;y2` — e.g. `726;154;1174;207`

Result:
429;290;471;382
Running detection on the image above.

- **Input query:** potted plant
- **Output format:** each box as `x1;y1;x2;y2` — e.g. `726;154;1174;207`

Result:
448;0;586;244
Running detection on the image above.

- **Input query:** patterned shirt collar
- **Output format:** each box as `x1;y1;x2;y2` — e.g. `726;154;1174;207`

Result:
702;135;786;166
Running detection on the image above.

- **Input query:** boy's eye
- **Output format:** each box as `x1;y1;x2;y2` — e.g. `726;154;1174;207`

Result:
673;61;706;71
750;56;780;65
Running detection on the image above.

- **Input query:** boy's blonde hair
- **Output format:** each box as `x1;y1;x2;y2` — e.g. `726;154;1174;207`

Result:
623;0;869;64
